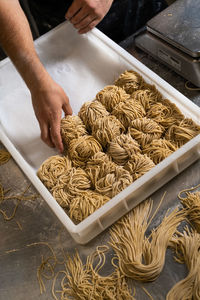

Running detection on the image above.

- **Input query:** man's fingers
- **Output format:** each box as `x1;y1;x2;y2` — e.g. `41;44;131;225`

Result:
78;19;97;34
39;121;54;148
74;14;97;30
31;76;72;152
38;99;72;153
50;119;64;153
63;101;73;116
65;0;82;20
65;1;98;28
68;8;88;25
38;114;64;153
65;0;114;34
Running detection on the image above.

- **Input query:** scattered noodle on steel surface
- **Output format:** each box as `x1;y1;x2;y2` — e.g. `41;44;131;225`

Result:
185;80;200;91
0;149;11;165
27;241;60;295
52;246;135;300
0;183;37;221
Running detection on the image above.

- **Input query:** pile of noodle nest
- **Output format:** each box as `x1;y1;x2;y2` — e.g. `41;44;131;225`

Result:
37;70;200;223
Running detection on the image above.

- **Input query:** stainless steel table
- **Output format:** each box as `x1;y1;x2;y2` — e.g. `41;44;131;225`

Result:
0;35;200;300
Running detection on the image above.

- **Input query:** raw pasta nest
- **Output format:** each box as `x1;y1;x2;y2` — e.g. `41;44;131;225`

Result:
52;167;91;207
124;153;155;181
60;115;87;147
165;118;200;147
115;70;144;94
91;115;125;148
37;155;72;190
85;152;112;186
111;99;146;129
128;117;164;148
131;84;163;111
94;161;133;198
69;135;102;167
69;190;110;222
107;133;141;165
142;138;177;164
96;85;130;112
146;99;184;129
78;100;109;131
86;156;132;198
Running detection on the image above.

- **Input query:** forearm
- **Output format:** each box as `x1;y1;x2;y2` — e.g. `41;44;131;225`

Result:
0;0;51;91
0;0;72;152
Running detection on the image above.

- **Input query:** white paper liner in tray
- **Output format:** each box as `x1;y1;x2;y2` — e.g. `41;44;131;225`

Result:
0;22;200;244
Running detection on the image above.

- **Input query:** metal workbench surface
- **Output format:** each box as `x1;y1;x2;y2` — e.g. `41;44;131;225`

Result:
0;35;200;300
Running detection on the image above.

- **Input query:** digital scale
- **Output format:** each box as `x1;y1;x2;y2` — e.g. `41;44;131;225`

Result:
135;0;200;87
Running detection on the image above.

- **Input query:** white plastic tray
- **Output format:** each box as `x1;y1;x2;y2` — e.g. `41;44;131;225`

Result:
0;22;200;244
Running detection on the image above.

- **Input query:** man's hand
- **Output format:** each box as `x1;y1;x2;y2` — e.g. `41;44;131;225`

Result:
31;79;72;153
65;0;114;34
0;0;73;153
